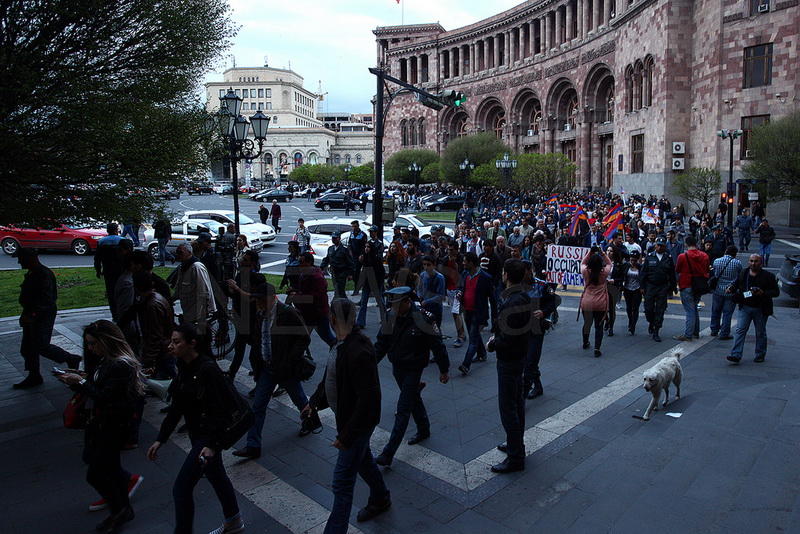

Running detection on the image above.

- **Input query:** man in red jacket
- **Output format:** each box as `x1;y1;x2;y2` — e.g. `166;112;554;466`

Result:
674;235;709;341
288;252;335;346
269;200;282;233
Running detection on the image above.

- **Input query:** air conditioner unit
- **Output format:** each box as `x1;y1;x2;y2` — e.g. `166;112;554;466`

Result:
672;158;685;170
758;3;770;12
527;129;535;136
745;149;754;158
564;124;571;131
672;141;686;154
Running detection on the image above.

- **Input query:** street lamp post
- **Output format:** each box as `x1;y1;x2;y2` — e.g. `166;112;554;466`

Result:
495;152;517;189
408;161;422;189
344;163;352;183
459;158;475;183
716;128;743;229
212;88;270;234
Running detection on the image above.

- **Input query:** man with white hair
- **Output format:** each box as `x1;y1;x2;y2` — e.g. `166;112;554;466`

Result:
173;243;217;332
508;226;524;248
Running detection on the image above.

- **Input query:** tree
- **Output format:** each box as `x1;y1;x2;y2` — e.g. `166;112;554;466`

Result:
440;133;511;185
421;162;441;184
289;164;316;184
743;111;800;201
673;167;722;212
469;162;501;188
0;0;236;226
384;149;438;184
349;164;375;186
513;153;576;194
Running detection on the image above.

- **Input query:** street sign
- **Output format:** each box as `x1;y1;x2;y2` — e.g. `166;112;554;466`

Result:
748;192;759;200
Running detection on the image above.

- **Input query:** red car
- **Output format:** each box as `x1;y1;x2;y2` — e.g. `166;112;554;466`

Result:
1;224;108;256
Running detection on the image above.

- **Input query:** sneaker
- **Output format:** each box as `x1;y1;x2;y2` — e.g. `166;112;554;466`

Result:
208;516;245;534
356;496;391;522
673;335;691;342
453;338;464;348
12;374;43;389
458;364;470;376
89;474;143;512
726;355;742;363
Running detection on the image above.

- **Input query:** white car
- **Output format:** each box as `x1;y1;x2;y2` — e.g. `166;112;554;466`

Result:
293;187;312;198
364;213;454;239
211;182;233;194
183;210;277;244
304;217;369;257
142;219;263;261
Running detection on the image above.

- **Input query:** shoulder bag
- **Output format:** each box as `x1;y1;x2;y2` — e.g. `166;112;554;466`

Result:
687;254;710;296
708;257;733;291
63;392;89;429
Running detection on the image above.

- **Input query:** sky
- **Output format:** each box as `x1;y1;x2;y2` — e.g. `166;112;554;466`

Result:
204;0;524;113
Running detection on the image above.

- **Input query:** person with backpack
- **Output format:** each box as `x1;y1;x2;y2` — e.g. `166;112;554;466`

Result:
147;324;246;534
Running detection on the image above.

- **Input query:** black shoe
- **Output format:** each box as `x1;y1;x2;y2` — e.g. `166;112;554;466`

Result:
710;331;718;337
754;355;766;363
496;442;508;453
299;413;322;437
527;387;543;400
65;354;82;370
12;374;43;389
407;432;430;445
273;386;286;397
375;452;392;466
727;355;742;364
652;332;661;342
476;355;487;362
232;447;261;459
594;349;602;358
490;458;525;473
356;496;391;522
96;505;134;533
458;364;470;376
628;328;635;336
582;342;591;350
607;330;614;337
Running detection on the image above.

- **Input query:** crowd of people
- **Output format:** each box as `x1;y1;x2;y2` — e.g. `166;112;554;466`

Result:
10;186;782;534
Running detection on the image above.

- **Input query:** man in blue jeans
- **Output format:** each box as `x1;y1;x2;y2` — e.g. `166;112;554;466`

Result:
232;283;320;459
306;298;390;533
727;254;779;363
458;253;495;375
710;246;743;340
674;236;709;341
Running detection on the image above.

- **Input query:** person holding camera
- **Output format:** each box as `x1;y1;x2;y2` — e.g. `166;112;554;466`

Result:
726;254;779;364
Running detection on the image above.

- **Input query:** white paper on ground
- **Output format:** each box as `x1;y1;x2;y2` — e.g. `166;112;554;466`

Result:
666;412;683;418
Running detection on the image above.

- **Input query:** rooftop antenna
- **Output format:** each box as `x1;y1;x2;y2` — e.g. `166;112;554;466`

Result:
231;54;236;68
264;55;269;67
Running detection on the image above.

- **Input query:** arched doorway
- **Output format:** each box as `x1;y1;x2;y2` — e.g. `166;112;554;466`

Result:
583;64;616;190
475;97;506;140
441;108;470;148
511;88;543;152
547;78;579;188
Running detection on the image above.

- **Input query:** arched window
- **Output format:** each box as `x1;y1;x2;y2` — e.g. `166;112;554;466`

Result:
567;97;579;129
633;61;644;110
334;154;341;165
409;118;417;145
400;120;408;146
345;154;351;164
493;114;506;139
355;154;362;164
624;65;634;113
606;89;615;122
532;109;542;134
264;153;273;167
308;153;318;165
643;55;655;107
293;152;303;167
418;118;425;145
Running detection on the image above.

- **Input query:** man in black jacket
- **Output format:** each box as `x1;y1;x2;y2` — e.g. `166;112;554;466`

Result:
489;259;533;473
374;286;450;467
321;231;354;298
355;225;386;328
726;254;779;364
305;298;391;531
640;237;677;342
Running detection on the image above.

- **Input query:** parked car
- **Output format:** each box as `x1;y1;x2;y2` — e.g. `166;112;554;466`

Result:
143;219;263;260
421;194;467;212
155;186;181;200
314;193;363;211
187;182;213;195
364;213;454;239
211;182;234;195
778;254;800;300
312;231;393;260
1;223;108;256
249;188;292;202
182;210;276;244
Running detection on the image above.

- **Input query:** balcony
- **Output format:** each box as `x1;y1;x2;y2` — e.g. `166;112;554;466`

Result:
522;133;540;146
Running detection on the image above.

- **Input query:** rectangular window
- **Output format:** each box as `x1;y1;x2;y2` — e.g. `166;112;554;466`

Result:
219;89;225;97
250;89;256;98
258;88;264;98
258;102;264;110
235;89;241;97
743;43;773;88
750;0;769;15
631;134;644;173
241;102;249;111
267;103;272;110
740;115;769;159
266;89;272;98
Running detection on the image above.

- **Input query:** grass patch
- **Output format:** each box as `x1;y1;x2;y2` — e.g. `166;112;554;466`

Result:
0;266;352;318
412;211;457;223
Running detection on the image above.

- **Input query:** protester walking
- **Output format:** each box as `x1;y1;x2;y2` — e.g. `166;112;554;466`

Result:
305;298;391;532
321;232;354;299
356;225;386;328
726;254;779;364
133;272;175;379
57;320;145;534
605;247;625;337
95;223;127;315
147;325;245;534
152;218;174;266
288;252;336;347
710;246;743;340
224;250;267;381
754;219;776;267
269;200;282;232
457;253;494;375
579;248;612;357
522;265;557;400
621;251;644;335
674;236;710;341
640;237;677;342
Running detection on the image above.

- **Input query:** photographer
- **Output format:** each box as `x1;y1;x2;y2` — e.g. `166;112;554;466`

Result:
726;254;779;364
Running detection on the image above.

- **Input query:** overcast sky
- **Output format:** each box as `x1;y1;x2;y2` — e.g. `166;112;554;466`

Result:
204;0;523;113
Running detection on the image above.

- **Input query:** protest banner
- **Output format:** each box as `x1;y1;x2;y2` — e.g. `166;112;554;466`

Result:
545;244;590;286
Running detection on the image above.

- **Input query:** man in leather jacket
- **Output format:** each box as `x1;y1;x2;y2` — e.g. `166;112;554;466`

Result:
373;286;449;467
321;232;354;298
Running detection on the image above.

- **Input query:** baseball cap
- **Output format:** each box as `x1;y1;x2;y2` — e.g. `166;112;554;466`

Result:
386;286;413;302
331;231;342;238
196;232;212;244
369;225;380;232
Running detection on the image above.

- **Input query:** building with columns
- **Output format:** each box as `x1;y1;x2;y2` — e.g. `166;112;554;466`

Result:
205;66;374;185
375;0;800;224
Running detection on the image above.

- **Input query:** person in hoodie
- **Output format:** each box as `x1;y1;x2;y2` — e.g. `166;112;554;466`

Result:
674;235;710;341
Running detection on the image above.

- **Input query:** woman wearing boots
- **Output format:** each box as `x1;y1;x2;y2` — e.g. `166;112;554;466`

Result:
579;248;612;357
605;247;625;337
622;251;644;335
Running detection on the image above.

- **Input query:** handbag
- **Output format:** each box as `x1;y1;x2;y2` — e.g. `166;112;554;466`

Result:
686;253;710;296
63;392;89;429
295;349;317;381
708;257;733;291
217;381;255;451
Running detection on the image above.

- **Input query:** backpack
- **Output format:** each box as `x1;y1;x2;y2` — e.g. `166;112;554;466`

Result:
217;377;255;450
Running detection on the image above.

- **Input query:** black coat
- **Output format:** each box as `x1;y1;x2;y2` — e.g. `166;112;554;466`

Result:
492;287;533;361
730;268;779;317
266;302;311;382
309;331;381;448
375;305;449;372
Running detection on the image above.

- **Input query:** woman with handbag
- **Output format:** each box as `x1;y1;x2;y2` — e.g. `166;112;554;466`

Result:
146;324;245;534
57;320;145;534
579;248;613;357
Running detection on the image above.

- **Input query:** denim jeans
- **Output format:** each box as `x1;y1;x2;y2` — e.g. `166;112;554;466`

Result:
738;231;751;251
497;359;525;463
323;433;389;534
315;317;337;347
461;310;486;369
710;293;736;336
157;238;174;266
356;274;384;328
173;438;239;534
122;224;140;246
759;243;772;265
730;305;768;359
680;288;700;338
381;366;429;458
20;311;74;375
245;367;308;449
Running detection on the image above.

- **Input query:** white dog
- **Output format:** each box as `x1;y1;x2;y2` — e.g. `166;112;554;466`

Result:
636;353;682;421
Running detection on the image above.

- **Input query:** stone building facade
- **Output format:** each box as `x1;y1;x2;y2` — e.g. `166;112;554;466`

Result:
374;0;799;224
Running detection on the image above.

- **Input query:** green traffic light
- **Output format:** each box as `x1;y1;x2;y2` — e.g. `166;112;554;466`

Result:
454;93;466;106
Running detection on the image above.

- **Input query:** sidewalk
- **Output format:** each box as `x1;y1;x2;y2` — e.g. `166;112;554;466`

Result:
2;297;800;533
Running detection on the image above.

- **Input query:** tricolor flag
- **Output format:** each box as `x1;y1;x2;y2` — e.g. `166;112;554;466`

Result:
642;206;660;224
603;203;622;224
546;194;559;204
569;208;587;236
559;203;578;211
603;214;624;239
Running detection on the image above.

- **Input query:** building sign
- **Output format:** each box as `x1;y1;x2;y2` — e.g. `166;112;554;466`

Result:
545;245;590;286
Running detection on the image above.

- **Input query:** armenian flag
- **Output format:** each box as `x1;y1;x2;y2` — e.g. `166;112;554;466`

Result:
603;214;624;239
603;204;622;224
569;207;587;236
546;194;559;204
559;203;578;211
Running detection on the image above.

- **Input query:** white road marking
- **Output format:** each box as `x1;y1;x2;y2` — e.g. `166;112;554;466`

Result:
260;259;287;269
0;329;22;336
777;239;800;251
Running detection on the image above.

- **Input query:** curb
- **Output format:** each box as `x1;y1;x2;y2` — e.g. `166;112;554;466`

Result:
0;305;109;323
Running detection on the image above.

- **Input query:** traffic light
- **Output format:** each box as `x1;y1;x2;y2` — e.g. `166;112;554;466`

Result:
415;92;443;111
721;192;728;204
438;90;467;107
